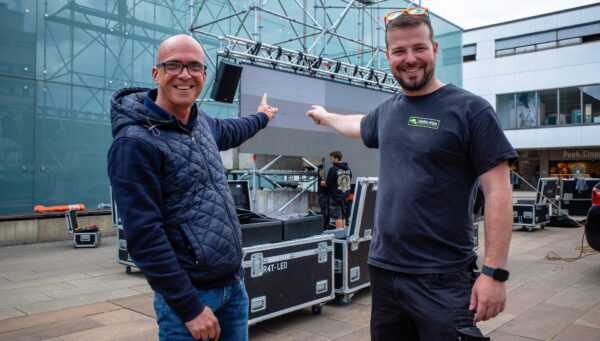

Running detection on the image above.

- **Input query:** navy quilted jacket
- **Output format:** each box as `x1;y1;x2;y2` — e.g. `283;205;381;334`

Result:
107;88;268;322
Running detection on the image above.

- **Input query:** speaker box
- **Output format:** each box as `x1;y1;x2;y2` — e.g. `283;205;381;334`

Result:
282;215;324;241
241;220;283;247
210;61;243;103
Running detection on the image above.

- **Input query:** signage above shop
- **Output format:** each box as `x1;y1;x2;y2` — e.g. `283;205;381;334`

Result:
549;150;600;160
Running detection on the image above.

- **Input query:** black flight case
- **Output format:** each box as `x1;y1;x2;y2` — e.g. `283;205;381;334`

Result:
512;178;557;231
230;180;335;325
324;177;377;305
559;178;600;217
242;234;335;325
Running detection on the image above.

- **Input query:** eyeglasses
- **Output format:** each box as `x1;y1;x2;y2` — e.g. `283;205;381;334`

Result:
384;6;429;26
156;61;206;76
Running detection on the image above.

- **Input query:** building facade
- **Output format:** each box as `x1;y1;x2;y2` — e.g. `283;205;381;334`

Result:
463;4;600;189
0;0;462;214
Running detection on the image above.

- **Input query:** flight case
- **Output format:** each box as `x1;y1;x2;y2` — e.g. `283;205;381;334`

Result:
242;234;335;325
512;178;556;231
325;177;377;305
65;210;102;248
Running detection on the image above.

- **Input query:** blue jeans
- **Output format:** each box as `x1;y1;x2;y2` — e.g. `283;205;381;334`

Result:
154;280;249;341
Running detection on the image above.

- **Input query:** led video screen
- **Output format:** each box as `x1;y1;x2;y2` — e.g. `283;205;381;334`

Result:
239;63;394;178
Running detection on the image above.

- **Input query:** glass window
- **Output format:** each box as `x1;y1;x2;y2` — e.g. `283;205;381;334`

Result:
582;85;600;124
515;45;535;54
539;89;558;126
536;41;557;50
0;75;35;213
558;37;581;46
515;92;538;128
559;87;582;125
496;48;514;57
496;94;517;129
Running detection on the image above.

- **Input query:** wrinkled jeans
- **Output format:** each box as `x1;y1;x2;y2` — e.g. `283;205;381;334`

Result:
154;280;248;341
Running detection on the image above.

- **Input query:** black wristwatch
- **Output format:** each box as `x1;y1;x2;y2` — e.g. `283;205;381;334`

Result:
481;265;510;282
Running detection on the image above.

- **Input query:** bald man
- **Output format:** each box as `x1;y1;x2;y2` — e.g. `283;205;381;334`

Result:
108;35;277;340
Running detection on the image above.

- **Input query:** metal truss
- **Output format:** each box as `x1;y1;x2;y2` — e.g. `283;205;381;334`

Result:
189;0;411;74
215;35;400;92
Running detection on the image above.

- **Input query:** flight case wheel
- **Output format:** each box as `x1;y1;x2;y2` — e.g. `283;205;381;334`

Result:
126;266;132;274
311;304;323;315
337;294;352;305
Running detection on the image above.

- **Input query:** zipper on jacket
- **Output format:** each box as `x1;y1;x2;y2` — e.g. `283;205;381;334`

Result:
187;131;242;262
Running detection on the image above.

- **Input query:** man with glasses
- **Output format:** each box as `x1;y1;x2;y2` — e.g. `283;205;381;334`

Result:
307;8;517;341
108;34;278;340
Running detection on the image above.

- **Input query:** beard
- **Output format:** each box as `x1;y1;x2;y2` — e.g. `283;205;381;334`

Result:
395;62;435;92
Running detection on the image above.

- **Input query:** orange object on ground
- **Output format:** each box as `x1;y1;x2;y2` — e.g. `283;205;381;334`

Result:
34;204;85;213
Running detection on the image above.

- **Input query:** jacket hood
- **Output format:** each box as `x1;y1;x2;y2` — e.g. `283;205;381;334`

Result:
110;87;180;137
334;162;349;170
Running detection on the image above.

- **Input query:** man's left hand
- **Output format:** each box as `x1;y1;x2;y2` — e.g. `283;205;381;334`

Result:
469;274;506;322
257;93;278;121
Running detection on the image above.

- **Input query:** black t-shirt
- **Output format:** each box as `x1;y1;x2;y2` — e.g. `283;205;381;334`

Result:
361;84;518;273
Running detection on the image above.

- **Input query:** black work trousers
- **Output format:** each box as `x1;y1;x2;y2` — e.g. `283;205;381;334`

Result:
369;265;486;341
318;193;330;229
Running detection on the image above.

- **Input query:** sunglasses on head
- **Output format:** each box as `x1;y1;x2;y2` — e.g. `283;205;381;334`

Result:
384;6;429;26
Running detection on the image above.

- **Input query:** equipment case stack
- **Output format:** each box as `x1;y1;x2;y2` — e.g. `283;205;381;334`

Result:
325;177;377;305
559;178;600;217
230;180;335;325
243;234;335;325
512;178;557;231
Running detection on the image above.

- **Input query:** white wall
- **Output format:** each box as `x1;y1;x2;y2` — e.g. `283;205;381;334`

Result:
462;5;600;150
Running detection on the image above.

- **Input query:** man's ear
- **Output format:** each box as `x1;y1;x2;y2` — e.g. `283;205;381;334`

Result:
152;67;159;84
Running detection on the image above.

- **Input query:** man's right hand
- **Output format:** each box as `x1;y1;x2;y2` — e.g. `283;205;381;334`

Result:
184;307;221;340
306;105;330;126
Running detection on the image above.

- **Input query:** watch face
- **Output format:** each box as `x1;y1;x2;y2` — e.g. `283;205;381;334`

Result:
483;265;509;282
494;268;510;282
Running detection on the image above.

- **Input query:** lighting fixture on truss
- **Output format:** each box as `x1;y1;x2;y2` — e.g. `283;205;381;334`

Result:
216;35;400;93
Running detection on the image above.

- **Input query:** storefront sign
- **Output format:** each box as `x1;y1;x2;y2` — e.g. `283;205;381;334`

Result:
549;150;600;160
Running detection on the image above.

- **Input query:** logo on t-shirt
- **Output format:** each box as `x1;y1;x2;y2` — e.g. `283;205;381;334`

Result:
408;116;440;129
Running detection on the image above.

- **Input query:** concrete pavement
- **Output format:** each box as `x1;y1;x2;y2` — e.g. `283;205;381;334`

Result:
0;224;599;340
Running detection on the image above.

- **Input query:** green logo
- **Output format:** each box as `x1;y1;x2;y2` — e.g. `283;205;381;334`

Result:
408;116;440;129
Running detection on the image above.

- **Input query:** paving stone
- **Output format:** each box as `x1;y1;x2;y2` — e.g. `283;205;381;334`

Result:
327;304;371;327
109;294;156;318
333;326;370;341
111;329;159;341
43;276;146;300
249;328;328;341
545;282;600;311
477;312;516;335
504;287;558;316
575;263;600;285
87;308;154;325
551;324;600;341
0;308;25;321
485;330;540;340
0;282;74;297
0;273;89;292
496;303;583;340
292;313;363;338
0;317;102;341
58;319;157;341
574;300;600;329
17;289;139;315
0;302;119;334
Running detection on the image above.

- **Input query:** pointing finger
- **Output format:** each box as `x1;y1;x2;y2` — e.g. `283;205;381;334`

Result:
261;93;268;106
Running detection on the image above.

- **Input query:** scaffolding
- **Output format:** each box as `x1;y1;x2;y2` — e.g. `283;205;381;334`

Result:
188;0;421;94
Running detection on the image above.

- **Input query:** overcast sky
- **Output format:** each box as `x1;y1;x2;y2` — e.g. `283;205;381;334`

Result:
421;0;599;29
